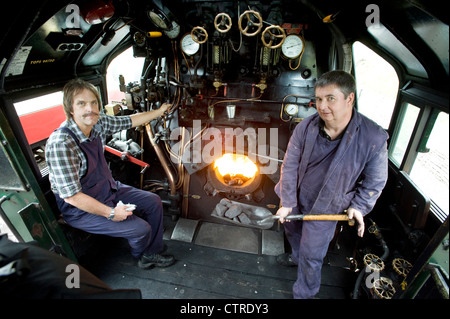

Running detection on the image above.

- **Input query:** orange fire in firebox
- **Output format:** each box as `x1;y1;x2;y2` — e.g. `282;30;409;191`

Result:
214;153;258;183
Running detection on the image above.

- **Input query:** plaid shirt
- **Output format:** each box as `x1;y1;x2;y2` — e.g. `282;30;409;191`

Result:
45;113;132;198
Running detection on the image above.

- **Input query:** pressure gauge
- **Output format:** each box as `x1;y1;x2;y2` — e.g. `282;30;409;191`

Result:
180;33;200;55
281;34;305;59
284;104;299;116
148;10;170;30
133;32;145;46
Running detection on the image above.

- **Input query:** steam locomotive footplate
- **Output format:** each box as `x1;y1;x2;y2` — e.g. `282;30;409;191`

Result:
171;218;200;243
195;222;260;254
194;221;284;255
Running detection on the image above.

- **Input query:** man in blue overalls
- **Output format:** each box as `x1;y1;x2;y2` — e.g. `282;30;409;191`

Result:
275;71;388;298
45;79;174;269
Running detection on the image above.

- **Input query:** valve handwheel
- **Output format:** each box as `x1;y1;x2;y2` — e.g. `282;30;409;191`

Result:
261;25;286;49
363;253;385;272
191;26;208;44
238;10;263;36
215;13;232;33
392;258;412;277
372;278;396;299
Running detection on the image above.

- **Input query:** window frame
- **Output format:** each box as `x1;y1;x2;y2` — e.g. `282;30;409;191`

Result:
390;81;449;172
388;81;449;220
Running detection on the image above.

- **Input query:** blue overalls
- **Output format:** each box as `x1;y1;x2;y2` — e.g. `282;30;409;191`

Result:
275;110;389;299
283;134;340;299
55;127;164;258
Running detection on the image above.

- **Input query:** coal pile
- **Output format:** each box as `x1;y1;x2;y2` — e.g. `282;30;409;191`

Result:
212;198;253;225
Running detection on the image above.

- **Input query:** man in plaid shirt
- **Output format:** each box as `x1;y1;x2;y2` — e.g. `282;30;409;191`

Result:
45;78;175;269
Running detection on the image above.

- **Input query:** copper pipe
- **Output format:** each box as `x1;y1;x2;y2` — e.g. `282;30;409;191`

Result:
145;123;177;196
139;126;144;189
181;169;190;219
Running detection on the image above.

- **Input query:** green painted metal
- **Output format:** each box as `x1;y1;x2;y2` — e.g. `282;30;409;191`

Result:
0;106;77;261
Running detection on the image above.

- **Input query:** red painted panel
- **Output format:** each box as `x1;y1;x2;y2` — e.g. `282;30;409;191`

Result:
19;105;66;145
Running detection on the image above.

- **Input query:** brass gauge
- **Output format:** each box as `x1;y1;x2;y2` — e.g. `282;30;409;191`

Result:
281;34;305;59
133;32;145;46
180;33;200;56
284;103;299;116
148;10;170;30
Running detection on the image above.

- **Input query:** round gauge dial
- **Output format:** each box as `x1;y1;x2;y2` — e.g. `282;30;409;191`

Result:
281;34;304;59
148;11;169;29
180;33;200;55
284;103;299;116
133;32;145;46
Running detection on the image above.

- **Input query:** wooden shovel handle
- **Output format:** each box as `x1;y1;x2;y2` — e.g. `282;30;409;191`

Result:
290;214;355;226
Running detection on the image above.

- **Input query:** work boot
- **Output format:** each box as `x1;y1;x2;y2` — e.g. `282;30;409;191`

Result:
138;253;175;269
276;253;297;267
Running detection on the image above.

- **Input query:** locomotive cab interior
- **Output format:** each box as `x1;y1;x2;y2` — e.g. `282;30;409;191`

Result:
0;0;448;300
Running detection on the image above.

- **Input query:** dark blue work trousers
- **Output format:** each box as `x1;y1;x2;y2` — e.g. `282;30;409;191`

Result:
283;208;337;299
61;182;164;258
55;127;164;259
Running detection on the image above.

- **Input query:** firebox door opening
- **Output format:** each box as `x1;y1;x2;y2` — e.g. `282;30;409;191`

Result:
214;153;258;187
206;153;263;199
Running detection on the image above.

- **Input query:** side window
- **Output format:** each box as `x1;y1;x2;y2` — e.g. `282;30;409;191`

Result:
14;91;66;174
389;103;420;166
389;97;449;218
14;91;65;146
409;111;449;216
353;41;399;129
106;47;145;106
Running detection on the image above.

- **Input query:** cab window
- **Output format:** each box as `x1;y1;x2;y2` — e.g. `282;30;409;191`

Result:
106;47;145;105
353;41;399;129
13;91;65;174
389;95;449;220
353;41;448;219
389;102;420;166
14;91;65;146
409;110;449;217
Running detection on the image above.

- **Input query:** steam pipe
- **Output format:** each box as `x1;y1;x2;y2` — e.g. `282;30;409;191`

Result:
368;220;390;260
352;268;365;299
144;123;177;197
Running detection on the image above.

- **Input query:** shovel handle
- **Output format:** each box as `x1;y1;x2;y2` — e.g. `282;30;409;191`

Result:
285;214;355;226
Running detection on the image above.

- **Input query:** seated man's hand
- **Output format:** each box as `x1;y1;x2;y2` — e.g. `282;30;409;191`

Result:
112;204;133;222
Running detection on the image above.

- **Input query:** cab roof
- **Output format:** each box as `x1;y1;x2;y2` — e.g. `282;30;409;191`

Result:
0;0;448;93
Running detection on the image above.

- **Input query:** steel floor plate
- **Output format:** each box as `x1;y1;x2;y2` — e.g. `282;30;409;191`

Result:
170;218;285;256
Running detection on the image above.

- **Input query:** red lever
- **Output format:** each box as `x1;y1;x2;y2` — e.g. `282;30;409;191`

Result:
105;146;149;172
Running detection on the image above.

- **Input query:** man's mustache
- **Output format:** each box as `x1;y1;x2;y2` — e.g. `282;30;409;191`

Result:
82;112;99;118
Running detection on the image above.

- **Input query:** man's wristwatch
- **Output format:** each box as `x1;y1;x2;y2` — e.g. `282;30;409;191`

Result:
107;208;115;220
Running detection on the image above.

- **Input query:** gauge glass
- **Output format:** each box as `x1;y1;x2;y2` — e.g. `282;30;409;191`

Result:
180;33;200;55
281;35;304;59
164;21;180;39
284;103;299;116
